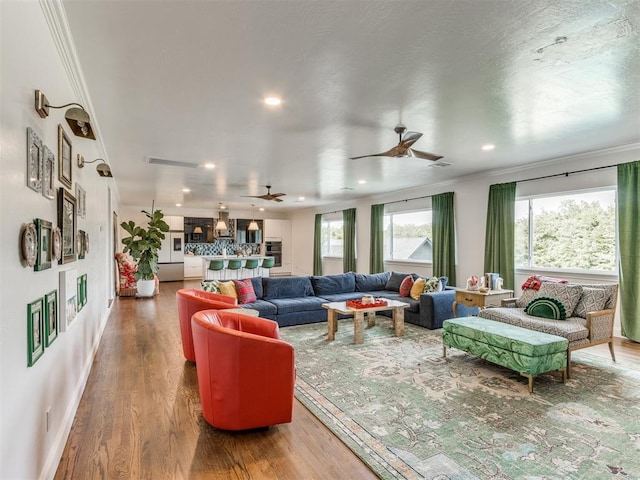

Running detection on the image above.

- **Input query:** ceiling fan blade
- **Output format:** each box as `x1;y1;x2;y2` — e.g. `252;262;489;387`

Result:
400;131;423;148
350;145;406;159
270;192;286;197
272;197;284;202
408;148;444;161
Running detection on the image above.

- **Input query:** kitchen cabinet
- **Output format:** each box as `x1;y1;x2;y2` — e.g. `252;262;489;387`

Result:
164;215;184;231
184;255;202;279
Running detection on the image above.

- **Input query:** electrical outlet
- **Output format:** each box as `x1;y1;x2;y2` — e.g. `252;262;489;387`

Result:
45;407;51;432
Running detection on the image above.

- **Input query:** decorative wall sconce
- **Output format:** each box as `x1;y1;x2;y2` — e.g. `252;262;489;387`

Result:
78;157;113;178
34;89;96;140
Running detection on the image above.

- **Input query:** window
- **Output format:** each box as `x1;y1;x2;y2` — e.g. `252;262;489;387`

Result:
321;219;343;257
515;189;616;272
384;210;432;261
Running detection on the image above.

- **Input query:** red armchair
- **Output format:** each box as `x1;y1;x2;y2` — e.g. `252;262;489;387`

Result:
176;289;238;362
191;310;295;431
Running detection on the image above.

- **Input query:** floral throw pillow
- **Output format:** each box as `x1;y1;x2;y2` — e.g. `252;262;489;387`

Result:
423;276;443;293
201;280;221;293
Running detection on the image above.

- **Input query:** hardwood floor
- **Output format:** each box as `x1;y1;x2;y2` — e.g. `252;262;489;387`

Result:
54;280;377;480
55;279;639;479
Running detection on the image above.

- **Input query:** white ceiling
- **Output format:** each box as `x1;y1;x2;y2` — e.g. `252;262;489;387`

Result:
61;0;640;213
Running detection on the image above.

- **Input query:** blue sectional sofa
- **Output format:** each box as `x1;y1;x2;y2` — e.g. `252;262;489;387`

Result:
209;271;475;330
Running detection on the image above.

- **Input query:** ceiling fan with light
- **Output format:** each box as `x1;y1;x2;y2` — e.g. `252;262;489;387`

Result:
350;124;443;161
242;185;286;202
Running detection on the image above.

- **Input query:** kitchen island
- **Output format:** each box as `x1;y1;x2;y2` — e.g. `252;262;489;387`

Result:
201;256;271;280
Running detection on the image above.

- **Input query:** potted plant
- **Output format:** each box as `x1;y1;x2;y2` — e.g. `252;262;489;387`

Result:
120;209;169;297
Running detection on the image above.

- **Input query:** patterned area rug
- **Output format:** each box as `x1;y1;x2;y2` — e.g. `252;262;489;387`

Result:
279;318;640;480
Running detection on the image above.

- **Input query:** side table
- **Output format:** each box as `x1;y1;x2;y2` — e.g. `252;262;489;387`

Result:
452;289;514;317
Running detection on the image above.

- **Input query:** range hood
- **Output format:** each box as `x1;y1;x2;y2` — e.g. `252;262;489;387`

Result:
215;211;234;238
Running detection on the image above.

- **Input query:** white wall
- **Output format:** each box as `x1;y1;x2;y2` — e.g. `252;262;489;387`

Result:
291;144;639;284
1;3;117;479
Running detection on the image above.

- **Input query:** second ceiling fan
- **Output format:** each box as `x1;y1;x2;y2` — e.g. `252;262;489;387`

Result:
350;124;443;161
242;185;286;202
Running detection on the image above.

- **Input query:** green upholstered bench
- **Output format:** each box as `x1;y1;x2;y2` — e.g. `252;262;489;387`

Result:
442;317;568;393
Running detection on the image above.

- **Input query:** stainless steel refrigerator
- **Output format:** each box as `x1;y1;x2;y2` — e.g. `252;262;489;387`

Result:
157;232;185;281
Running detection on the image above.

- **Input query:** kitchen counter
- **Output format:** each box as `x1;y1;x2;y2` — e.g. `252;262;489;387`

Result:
201;256;271;280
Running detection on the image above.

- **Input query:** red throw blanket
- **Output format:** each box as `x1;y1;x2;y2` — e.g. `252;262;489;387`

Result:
521;275;568;291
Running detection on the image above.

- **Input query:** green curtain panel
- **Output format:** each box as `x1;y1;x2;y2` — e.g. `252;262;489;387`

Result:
343;208;357;272
432;192;457;286
369;204;385;273
617;161;640;342
483;182;516;290
313;213;323;276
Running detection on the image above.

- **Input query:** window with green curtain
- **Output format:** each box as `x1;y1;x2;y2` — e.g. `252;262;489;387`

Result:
484;182;516;290
343;208;356;272
432;192;456;286
313;213;323;276
617;160;640;342
369;204;384;273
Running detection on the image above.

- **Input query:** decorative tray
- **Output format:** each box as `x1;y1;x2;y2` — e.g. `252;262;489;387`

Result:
346;298;388;309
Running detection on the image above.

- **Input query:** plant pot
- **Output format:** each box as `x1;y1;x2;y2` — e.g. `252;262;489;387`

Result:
136;279;156;297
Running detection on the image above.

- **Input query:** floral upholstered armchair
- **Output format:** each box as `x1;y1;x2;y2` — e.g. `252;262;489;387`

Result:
115;252;159;297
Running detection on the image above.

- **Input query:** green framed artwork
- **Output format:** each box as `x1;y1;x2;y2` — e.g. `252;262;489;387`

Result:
44;290;58;347
34;218;53;271
77;274;87;310
28;297;45;366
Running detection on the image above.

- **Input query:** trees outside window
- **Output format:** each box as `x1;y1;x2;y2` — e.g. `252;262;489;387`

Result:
384;210;432;261
515;189;616;272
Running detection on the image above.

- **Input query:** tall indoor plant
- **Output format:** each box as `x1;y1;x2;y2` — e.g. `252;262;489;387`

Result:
120;209;169;297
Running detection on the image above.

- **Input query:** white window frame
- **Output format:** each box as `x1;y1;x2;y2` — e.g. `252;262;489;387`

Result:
383;208;433;264
515;187;617;275
321;217;344;258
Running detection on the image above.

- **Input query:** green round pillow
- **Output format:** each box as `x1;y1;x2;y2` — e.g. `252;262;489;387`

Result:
524;296;567;320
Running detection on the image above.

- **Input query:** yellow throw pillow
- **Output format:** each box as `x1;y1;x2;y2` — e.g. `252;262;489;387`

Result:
218;280;238;299
410;278;426;300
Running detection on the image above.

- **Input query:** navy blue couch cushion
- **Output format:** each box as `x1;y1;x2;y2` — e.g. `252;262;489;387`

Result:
269;296;328;314
385;272;412;292
240;299;277;316
311;273;355;296
250;276;264;299
263;276;314;299
319;292;363;302
355;272;391;291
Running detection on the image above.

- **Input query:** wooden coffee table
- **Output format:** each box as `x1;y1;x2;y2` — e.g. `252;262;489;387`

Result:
322;299;409;344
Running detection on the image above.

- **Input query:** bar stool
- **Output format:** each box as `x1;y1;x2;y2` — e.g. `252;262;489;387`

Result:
260;257;275;277
226;259;242;279
243;258;260;278
208;259;225;280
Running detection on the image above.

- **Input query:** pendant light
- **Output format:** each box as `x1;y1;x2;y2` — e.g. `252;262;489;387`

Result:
215;203;227;231
248;204;259;231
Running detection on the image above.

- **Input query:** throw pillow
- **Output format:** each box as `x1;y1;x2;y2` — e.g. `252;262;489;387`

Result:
524;296;567;320
233;278;257;304
573;286;610;318
423;276;443;293
201;280;220;293
218;280;238;299
516;283;582;316
399;275;414;297
410;278;426;300
385;272;409;292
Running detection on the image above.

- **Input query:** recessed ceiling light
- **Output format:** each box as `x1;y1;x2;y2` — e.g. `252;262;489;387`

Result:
182;188;191;193
264;96;282;106
259;207;265;212
298;196;305;201
203;163;215;169
482;144;496;151
219;204;226;209
176;203;182;207
358;180;366;184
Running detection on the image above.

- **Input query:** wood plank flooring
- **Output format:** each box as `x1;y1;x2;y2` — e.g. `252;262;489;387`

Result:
55;280;377;480
55;279;639;479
